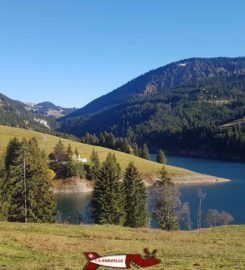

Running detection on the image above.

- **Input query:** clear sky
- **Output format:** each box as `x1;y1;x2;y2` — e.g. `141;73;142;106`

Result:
0;0;245;108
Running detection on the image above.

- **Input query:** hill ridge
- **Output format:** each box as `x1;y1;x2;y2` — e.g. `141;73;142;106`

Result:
64;56;245;118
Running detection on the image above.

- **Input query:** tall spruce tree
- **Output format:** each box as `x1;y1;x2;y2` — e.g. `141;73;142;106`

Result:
91;153;125;225
0;153;8;220
66;144;73;161
74;147;79;157
89;149;100;180
65;144;76;178
156;149;167;164
124;162;148;227
132;143;139;156
141;144;150;160
53;140;66;162
1;137;56;223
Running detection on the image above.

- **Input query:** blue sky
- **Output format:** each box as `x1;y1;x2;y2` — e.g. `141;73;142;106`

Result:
0;0;245;107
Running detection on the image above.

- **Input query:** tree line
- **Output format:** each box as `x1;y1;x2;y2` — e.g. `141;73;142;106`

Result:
0;138;233;230
0;137;177;228
81;131;167;163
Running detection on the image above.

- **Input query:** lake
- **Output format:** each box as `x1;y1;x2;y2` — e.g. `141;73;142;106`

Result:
55;156;245;227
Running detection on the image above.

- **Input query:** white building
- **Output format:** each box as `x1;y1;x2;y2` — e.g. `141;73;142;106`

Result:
76;154;88;163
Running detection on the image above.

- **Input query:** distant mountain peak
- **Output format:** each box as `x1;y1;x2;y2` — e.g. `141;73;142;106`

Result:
63;56;245;118
36;101;57;107
32;101;77;119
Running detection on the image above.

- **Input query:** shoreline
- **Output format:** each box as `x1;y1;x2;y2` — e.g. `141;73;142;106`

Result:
52;178;93;193
142;172;230;186
52;173;230;193
171;173;230;184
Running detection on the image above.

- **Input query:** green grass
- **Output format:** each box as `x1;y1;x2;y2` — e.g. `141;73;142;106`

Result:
0;125;192;175
0;222;244;270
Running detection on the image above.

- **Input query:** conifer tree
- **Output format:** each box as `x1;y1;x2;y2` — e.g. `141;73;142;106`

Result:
124;162;147;227
91;153;125;225
53;140;66;162
132;143;139;156
74;147;79;157
141;144;150;160
1;137;56;223
66;144;73;161
0;153;8;220
65;144;76;178
156;149;167;164
89;149;100;180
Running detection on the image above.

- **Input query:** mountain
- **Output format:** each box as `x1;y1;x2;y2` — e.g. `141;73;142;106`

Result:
64;57;245;118
26;101;76;119
0;93;56;131
59;57;245;160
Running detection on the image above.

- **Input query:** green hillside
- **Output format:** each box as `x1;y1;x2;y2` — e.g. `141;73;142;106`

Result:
0;221;244;270
0;125;192;174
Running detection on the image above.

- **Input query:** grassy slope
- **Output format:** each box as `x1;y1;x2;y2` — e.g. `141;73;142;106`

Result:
0;222;244;270
0;125;192;174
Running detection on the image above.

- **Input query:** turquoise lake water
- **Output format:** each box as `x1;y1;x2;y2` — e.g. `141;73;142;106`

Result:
55;156;245;226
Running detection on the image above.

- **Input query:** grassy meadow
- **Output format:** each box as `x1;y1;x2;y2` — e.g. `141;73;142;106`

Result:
0;222;244;270
0;125;192;175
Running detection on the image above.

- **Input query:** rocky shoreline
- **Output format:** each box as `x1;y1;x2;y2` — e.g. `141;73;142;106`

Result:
52;173;230;193
171;173;230;184
52;178;93;193
142;172;230;186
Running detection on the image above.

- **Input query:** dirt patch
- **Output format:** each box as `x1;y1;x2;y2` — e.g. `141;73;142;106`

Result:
52;177;93;193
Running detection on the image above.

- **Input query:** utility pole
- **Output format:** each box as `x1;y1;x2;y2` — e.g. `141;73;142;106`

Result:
23;157;27;223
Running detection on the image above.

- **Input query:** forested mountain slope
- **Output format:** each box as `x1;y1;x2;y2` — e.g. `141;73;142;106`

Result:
59;58;245;160
63;57;245;117
0;93;56;131
27;101;76;119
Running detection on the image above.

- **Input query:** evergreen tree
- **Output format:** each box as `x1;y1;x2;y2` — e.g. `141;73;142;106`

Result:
74;147;79;157
132;142;139;156
156;149;167;164
65;160;84;178
66;144;73;161
141;144;150;160
1;138;56;223
124;162;148;227
65;144;76;178
89;149;100;180
53;140;66;162
0;153;8;220
152;167;180;230
91;153;125;225
121;138;131;153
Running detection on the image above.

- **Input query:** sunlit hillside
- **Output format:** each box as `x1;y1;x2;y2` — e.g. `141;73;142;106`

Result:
0;125;192;174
